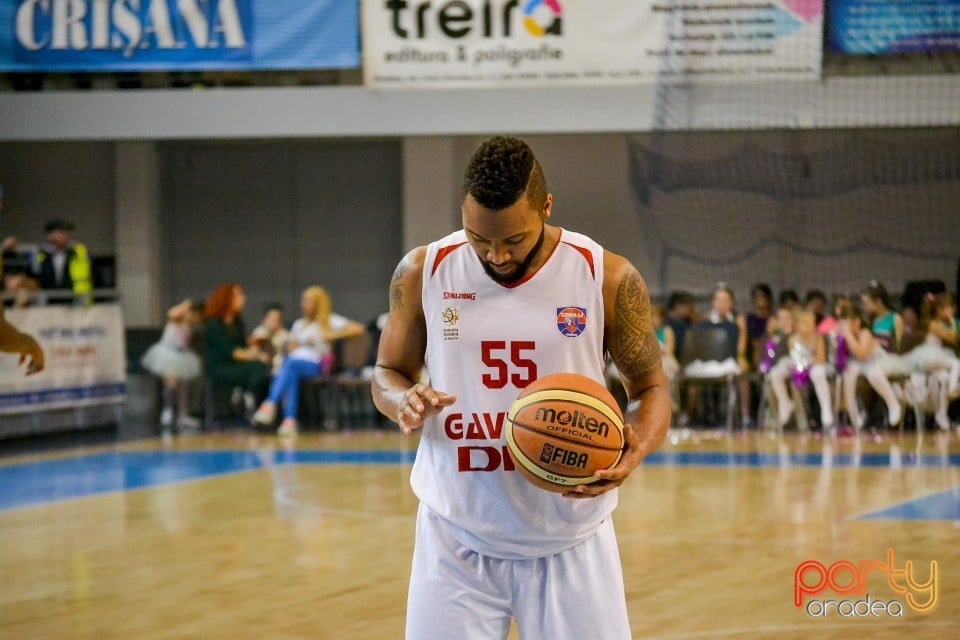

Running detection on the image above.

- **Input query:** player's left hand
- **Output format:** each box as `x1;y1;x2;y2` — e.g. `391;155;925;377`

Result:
19;335;44;376
563;422;643;499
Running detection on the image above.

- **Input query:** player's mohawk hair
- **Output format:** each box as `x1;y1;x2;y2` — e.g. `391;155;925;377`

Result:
462;136;547;211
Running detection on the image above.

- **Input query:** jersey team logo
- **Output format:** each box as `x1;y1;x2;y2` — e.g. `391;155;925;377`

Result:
556;307;587;337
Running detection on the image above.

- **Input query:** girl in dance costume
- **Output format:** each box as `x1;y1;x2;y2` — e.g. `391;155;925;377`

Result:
767;310;833;430
861;280;902;354
904;293;959;430
651;305;679;412
141;299;205;430
839;307;907;430
653;304;679;381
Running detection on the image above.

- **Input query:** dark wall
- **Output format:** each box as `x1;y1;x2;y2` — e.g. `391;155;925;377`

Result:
160;139;403;327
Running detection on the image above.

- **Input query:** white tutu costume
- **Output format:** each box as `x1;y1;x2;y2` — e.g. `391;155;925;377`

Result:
141;322;202;380
904;334;960;376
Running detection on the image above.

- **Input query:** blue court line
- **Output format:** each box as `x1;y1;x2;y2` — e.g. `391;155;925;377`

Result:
858;487;960;521
0;449;957;513
0;450;416;512
643;450;960;469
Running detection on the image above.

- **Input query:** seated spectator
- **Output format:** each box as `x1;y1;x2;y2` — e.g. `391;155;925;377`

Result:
653;304;679;380
861;280;903;354
2;271;38;308
743;283;774;369
778;289;800;313
248;303;289;375
651;304;680;412
203;283;271;417
804;289;828;326
680;284;741;426
706;284;737;326
903;293;959;430
254;286;364;435
767;310;833;430
899;306;923;354
818;295;852;336
839;306;907;429
926;292;959;355
758;305;795;377
665;291;697;359
817;296;853;377
737;283;774;427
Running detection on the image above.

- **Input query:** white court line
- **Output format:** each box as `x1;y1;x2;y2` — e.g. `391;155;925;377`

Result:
273;486;412;521
639;620;959;640
616;533;797;548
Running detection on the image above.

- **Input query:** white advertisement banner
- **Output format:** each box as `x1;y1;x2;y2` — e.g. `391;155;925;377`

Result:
362;0;824;88
0;305;126;415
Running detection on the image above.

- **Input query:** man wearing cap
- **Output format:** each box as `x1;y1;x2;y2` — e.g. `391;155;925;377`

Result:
32;219;93;305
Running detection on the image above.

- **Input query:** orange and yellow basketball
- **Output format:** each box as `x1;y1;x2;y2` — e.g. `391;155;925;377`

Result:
506;373;625;493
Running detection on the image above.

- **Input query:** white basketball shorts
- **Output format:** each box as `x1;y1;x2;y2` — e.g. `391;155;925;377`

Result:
405;503;632;640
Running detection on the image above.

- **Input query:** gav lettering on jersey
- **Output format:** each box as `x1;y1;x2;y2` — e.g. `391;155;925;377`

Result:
444;412;515;472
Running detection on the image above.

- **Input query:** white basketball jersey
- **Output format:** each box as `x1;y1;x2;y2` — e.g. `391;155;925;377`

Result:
413;228;617;559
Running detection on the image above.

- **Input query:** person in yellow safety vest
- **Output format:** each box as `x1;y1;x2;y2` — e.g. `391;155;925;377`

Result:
32;219;93;306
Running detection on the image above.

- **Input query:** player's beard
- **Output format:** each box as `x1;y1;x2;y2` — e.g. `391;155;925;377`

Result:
479;225;546;284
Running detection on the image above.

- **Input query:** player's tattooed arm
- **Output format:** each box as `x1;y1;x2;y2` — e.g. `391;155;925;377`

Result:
374;248;439;433
571;255;670;497
610;266;662;380
389;256;411;312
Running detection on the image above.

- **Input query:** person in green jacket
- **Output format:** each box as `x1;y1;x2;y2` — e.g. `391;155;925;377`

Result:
203;283;271;416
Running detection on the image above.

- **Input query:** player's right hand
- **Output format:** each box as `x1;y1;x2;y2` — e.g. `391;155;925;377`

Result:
397;384;456;435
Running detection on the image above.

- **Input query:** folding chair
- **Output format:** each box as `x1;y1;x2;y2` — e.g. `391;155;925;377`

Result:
677;322;740;430
330;331;375;429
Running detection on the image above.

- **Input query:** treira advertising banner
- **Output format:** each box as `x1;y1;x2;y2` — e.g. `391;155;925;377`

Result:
0;0;358;72
362;0;824;88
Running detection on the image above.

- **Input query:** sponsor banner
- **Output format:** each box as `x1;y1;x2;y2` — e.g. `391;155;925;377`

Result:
362;0;823;88
0;0;358;72
830;0;960;54
0;304;126;415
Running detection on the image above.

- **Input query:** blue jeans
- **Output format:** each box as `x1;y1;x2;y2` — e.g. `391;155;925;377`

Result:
267;358;321;420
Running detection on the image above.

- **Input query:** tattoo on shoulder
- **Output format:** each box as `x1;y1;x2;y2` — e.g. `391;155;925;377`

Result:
612;267;661;379
389;257;410;312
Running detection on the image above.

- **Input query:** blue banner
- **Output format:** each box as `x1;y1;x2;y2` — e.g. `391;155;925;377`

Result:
0;0;358;71
830;0;960;54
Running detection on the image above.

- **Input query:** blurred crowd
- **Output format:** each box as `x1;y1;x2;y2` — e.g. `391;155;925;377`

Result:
649;280;959;433
141;283;368;436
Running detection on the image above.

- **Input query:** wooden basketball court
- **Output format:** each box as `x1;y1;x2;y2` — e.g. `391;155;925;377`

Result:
1;428;957;639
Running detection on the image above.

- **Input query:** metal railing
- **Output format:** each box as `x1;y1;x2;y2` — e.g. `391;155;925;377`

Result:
2;288;120;307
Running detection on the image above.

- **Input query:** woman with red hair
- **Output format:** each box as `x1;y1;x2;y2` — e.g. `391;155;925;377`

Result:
203;283;270;417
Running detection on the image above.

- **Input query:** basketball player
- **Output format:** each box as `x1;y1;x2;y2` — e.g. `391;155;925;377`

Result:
0;302;44;375
372;136;671;639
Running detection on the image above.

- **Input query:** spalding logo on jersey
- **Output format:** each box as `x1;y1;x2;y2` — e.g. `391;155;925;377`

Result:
556;306;587;337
